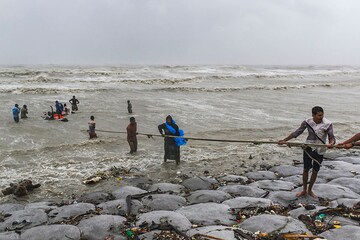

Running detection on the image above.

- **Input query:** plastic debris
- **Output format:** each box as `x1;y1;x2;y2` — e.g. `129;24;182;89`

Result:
154;230;189;240
82;166;141;184
332;220;341;229
83;176;102;184
281;233;324;239
125;229;134;238
315;213;326;221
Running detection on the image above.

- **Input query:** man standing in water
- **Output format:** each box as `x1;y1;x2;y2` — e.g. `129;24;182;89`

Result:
88;116;97;139
127;117;137;154
278;106;335;198
12;104;20;123
21;105;28;119
127;100;132;114
55;101;64;116
69;96;80;112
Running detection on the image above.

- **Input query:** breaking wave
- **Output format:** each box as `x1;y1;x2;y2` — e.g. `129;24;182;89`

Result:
158;83;335;92
28;75;64;83
0;70;42;78
120;76;205;85
238;71;360;79
0;87;110;94
2;66;360;87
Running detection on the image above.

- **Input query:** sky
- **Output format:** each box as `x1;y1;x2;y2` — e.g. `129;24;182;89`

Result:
1;0;360;65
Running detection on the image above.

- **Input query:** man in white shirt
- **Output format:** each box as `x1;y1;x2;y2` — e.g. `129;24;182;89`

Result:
278;106;335;198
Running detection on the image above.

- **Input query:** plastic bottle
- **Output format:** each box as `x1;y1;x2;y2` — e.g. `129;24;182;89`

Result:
126;229;134;239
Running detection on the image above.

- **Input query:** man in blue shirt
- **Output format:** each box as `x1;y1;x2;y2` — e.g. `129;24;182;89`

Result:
12;104;20;123
55;101;64;115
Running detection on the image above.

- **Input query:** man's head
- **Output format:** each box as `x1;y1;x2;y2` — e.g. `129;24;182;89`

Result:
312;106;324;124
15;104;19;108
73;96;76;99
130;117;135;123
127;100;130;103
90;115;95;121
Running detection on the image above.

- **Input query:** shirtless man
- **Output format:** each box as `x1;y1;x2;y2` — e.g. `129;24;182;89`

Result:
69;96;80;111
88;116;97;139
127;117;137;153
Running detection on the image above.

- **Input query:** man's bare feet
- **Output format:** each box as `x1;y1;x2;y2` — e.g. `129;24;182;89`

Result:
308;191;318;199
296;191;307;197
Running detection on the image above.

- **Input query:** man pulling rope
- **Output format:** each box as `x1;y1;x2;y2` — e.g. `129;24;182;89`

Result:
278;106;335;199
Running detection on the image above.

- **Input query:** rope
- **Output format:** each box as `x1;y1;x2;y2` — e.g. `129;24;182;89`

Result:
81;129;360;149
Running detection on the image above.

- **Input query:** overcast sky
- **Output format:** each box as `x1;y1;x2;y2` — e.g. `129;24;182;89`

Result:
1;0;360;65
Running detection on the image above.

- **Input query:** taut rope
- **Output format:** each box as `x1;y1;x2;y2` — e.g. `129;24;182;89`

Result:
82;129;360;149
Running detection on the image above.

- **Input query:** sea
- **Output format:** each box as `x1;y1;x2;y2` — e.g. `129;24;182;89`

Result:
1;65;360;203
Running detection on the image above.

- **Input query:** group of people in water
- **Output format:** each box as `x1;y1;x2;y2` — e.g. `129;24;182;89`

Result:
88;100;186;165
90;104;360;195
12;96;80;122
11;100;360;198
11;104;28;122
43;96;80;120
129;105;360;197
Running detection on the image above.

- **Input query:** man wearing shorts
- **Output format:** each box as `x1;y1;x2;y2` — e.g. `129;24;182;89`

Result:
278;106;335;198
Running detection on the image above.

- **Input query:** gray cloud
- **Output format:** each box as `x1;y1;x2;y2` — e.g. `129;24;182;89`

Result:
1;0;360;65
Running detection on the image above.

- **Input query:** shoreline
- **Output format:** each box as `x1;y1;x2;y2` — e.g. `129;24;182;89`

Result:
1;155;360;239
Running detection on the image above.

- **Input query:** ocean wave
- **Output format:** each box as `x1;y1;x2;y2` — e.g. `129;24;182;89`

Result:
2;66;360;84
60;70;360;84
232;70;360;80
158;83;334;92
27;75;64;83
83;71;115;76
0;70;42;78
0;87;109;94
67;75;230;85
120;76;205;85
2;66;360;89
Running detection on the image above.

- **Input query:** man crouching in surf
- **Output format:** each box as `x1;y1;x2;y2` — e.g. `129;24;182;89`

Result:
278;106;335;198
